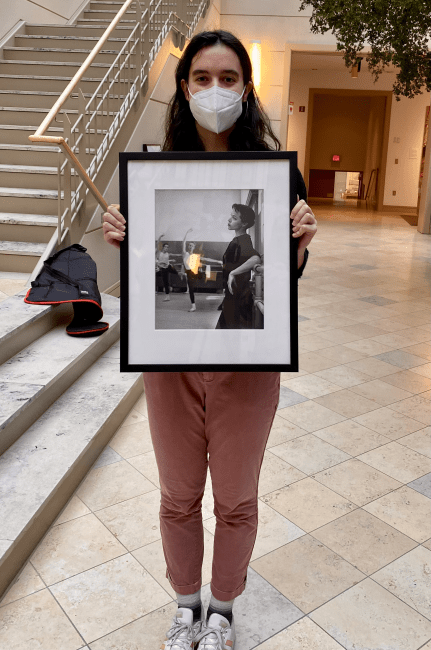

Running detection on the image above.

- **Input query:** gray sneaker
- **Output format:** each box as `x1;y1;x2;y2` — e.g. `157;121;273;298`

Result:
161;607;203;649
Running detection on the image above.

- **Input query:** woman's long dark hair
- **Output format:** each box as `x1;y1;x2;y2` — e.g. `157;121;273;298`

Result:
162;30;281;152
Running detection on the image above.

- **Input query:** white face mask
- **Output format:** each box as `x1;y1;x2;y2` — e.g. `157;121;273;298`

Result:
187;84;246;134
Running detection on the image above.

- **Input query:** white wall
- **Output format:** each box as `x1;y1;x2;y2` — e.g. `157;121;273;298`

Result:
0;0;86;41
220;0;430;209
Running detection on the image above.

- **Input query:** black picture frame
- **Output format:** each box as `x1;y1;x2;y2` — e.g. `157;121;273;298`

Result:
119;150;298;371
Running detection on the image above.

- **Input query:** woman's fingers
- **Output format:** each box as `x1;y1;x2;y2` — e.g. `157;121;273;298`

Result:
102;204;126;247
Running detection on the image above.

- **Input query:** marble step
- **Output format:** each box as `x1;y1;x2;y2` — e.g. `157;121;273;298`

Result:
77;17;136;26
0;90;85;110
3;46;120;65
0;125;62;146
91;0;138;8
0;292;121;455
0;240;48;273
0;323;143;600
0;143;60;166
0;59;112;77
0;212;57;244
15;34;128;52
26;23;133;37
82;9;136;20
0;164;59;191
0;187;58;216
0;73;103;94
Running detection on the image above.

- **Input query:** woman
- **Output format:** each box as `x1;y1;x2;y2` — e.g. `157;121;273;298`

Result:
216;202;261;329
155;235;180;301
103;30;317;650
182;228;223;312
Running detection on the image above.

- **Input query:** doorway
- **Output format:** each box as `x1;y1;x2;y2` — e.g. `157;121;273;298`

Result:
304;90;392;211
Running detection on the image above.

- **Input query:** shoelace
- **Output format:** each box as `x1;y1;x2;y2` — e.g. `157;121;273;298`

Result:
194;623;227;649
165;618;195;649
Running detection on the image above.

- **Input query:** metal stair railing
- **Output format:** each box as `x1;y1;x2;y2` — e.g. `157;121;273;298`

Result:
29;0;211;247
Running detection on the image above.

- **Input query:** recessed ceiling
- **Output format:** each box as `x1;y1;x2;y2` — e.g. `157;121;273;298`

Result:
291;51;397;73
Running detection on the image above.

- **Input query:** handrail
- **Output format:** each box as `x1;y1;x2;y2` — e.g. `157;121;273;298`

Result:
29;0;136;142
27;0;210;251
28;0;139;211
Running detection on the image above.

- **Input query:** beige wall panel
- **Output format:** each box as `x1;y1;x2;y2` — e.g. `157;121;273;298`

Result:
0;0;84;41
150;54;178;104
262;85;282;121
309;94;370;170
269;119;281;141
200;1;221;31
266;51;284;86
220;15;332;51
384;93;429;207
221;0;312;17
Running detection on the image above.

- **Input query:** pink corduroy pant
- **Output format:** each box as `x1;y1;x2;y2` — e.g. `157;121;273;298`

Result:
143;371;280;601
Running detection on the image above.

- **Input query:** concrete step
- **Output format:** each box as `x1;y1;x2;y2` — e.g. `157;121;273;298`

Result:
0;164;60;191
0;74;104;94
0;59;112;77
82;9;137;21
3;46;120;65
91;0;138;9
0;292;121;455
26;23;133;37
0;296;143;600
0;143;60;167
77;17;136;26
0;212;57;244
0;240;47;272
15;34;128;51
0;124;63;145
0;90;84;110
0;187;58;216
0;105;78;125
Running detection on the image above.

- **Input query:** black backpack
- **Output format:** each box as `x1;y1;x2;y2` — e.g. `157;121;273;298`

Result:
24;244;109;336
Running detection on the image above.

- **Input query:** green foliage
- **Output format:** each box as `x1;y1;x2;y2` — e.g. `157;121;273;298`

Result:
298;0;431;100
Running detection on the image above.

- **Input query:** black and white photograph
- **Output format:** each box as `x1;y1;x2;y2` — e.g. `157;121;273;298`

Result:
120;151;298;371
154;188;263;331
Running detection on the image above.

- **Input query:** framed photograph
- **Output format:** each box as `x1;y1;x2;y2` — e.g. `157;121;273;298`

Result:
119;151;298;371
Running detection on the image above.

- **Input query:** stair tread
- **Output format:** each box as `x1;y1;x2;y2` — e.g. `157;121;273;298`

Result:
0;241;47;254
4;46;119;55
0;124;62;130
0;164;57;174
16;34;128;42
0;212;57;225
0;187;57;198
0;73;105;82
28;23;132;29
0;144;60;152
0;105;77;113
0;59;112;69
0;299;137;553
0;295;120;432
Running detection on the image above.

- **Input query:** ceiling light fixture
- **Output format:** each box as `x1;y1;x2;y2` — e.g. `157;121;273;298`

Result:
250;40;261;90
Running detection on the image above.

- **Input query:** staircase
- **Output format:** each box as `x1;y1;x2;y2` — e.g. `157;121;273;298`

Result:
0;2;137;273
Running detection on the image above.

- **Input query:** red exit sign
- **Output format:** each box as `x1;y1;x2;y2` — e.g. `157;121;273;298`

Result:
332;155;340;161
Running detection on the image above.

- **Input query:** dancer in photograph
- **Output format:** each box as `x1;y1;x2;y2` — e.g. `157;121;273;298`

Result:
103;29;317;650
216;203;260;329
182;228;222;312
155;234;180;301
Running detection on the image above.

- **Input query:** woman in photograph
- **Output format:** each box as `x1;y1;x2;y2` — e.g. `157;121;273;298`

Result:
102;29;317;650
216;202;260;329
155;235;180;301
181;228;222;312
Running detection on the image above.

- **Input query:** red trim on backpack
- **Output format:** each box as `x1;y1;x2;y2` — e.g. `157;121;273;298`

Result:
66;324;109;335
24;289;104;317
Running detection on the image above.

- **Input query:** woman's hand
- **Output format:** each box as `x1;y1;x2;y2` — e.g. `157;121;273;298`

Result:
290;198;317;252
227;273;236;294
102;204;126;249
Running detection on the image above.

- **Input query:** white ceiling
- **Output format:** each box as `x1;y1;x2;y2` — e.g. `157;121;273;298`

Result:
291;52;397;73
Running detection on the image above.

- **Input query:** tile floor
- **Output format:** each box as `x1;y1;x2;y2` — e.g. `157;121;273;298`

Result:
1;203;431;650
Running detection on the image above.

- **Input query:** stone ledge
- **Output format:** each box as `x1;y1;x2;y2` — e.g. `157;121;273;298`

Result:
0;341;143;600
